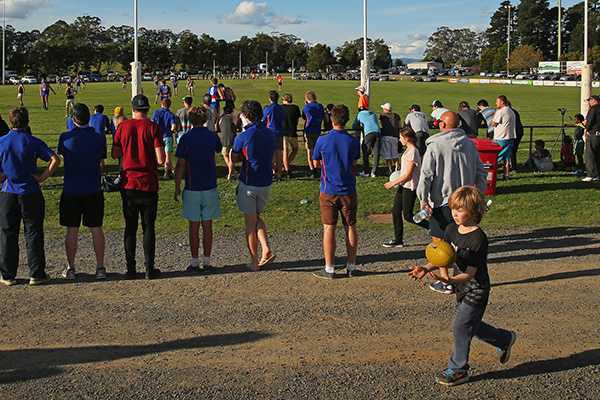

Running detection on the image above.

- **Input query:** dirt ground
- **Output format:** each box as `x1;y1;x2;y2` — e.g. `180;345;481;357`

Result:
0;226;599;399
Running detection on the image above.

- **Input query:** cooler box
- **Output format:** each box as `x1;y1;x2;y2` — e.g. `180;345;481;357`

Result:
471;138;501;196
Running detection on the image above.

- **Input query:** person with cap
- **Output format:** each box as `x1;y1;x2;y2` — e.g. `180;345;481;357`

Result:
353;106;381;177
89;104;111;136
262;90;285;182
151;98;177;180
112;94;166;280
404;104;430;157
0;106;60;286
302;91;325;178
429;100;450;129
379;102;401;175
477;99;496;139
583;94;600;182
176;96;193;141
491;95;516;181
355;86;369;110
457;101;479;139
57;103;108;281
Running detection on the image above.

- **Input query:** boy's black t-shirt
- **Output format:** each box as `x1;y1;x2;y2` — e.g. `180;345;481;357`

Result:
282;104;301;138
444;223;490;308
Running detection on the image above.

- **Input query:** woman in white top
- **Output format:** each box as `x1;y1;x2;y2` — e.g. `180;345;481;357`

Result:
383;127;429;247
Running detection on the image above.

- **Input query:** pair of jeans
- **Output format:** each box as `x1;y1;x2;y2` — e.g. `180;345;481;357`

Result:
0;191;47;279
448;301;512;372
120;189;158;272
362;132;380;175
585;134;600;178
392;187;428;243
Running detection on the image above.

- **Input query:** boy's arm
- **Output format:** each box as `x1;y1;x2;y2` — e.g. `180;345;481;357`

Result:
30;154;60;183
173;158;186;202
429;266;476;285
408;263;437;281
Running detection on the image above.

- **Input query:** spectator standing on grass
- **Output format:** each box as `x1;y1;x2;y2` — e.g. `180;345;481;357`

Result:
312;105;361;279
323;103;334;132
405;104;429;157
583;95;600;182
303;91;325;178
569;113;586;174
355;85;369;110
152;98;177;180
112;95;166;280
202;94;217;132
111;107;127;139
174;105;222;274
379;102;401;175
457;101;479;138
231;100;276;272
491;95;516;181
176;96;193;140
282;93;301;179
218;104;238;180
417;111;487;295
506;100;524;171
57;103;107;281
477;99;495;138
429;100;450;129
0;106;60;286
353;106;381;178
89;104;111;136
263;90;285;182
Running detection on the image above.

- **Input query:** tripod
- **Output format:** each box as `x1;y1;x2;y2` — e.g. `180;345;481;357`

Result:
541;108;567;169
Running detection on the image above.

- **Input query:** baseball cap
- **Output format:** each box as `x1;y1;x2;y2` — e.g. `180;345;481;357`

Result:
71;103;90;125
355;86;365;92
183;96;193;105
114;106;124;116
431;100;443;108
131;94;150;110
380;103;392;111
587;95;600;102
410;104;421;111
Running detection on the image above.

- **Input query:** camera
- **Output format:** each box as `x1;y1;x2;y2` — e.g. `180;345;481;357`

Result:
558;108;567;114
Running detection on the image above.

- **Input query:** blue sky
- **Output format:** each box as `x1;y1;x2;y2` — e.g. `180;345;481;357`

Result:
3;0;582;59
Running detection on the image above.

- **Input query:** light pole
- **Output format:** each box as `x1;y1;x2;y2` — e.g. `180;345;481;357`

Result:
130;0;142;98
2;0;5;86
581;0;592;115
506;4;512;76
558;0;562;59
360;0;370;99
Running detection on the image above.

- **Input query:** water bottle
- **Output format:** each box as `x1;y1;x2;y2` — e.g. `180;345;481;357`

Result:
413;209;430;223
485;199;493;211
300;199;308;205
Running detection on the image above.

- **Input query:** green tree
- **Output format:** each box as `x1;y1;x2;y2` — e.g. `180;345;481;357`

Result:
286;42;309;68
306;43;336;72
493;44;509;71
486;1;517;49
516;0;556;59
509;45;543;71
480;47;498;71
373;39;392;68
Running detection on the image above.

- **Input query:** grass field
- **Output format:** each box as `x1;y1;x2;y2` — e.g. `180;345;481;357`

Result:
1;78;598;235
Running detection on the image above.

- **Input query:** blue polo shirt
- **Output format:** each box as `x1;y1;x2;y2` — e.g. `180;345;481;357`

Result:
58;126;107;195
66;117;76;131
302;101;325;135
152;108;177;138
263;102;285;137
89;113;110;136
175;126;222;191
232;122;276;187
0;129;56;194
313;129;360;195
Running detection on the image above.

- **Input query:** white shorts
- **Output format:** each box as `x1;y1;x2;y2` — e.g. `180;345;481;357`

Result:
236;181;271;214
380;136;399;160
17;93;23;100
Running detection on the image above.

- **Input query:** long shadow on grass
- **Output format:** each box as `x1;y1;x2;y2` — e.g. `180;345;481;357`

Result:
497;181;600;194
0;331;271;384
488;246;600;263
492;268;600;287
470;348;600;382
490;226;599;242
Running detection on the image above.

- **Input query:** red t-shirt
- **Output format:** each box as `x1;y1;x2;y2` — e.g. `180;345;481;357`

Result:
114;118;163;191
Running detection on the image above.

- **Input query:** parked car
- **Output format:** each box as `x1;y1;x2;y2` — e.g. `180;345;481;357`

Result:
90;72;103;82
515;73;528;79
61;75;72;83
8;76;20;84
142;72;153;81
177;70;188;80
424;74;438;82
22;75;38;84
411;76;423;82
559;74;578;81
379;75;390;81
46;74;58;83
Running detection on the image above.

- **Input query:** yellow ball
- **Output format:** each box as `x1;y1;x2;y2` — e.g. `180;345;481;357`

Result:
425;241;457;268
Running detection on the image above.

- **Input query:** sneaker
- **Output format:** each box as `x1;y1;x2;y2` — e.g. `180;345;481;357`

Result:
347;269;362;278
497;331;517;364
370;173;376;178
125;269;138;279
0;276;17;286
435;369;469;386
308;170;315;179
95;268;107;280
582;177;595;182
501;175;509;181
145;268;161;280
359;172;369;177
186;265;201;274
29;273;51;285
429;281;455;294
62;268;76;280
202;265;215;273
312;268;335;279
382;240;404;248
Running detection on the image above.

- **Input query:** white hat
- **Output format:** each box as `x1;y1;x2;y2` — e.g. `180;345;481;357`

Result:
355;86;365;92
381;103;392;111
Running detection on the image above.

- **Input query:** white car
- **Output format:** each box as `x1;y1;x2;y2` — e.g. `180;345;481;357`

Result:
142;73;153;81
8;76;20;84
22;75;38;84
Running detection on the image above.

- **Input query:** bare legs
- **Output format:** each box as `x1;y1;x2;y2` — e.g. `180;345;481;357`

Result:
243;212;272;270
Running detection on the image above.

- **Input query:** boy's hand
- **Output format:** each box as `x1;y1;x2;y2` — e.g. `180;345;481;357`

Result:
173;187;181;202
428;271;451;284
29;173;43;183
408;266;427;281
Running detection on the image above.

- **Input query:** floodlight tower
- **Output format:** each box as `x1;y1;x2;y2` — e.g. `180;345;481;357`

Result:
360;0;370;99
130;0;142;98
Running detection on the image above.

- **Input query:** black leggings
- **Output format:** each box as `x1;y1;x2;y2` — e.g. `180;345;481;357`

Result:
392;187;429;243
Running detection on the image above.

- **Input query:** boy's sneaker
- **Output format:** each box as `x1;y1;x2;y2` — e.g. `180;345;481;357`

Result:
62;268;76;280
358;171;369;177
582;177;595;182
202;265;215;273
429;281;455;294
313;268;335;279
347;269;362;278
0;276;17;286
435;369;469;386
186;265;201;274
497;331;517;364
95;268;107;280
29;273;51;285
383;240;404;248
145;268;161;280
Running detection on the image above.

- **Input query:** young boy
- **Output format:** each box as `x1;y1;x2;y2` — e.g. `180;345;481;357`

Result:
572;114;585;174
174;105;222;273
522;139;554;172
409;185;516;386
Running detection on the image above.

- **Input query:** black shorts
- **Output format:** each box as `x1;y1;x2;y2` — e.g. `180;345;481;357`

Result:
60;191;104;227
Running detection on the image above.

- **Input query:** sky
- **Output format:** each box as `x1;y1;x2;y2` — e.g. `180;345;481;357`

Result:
2;0;583;60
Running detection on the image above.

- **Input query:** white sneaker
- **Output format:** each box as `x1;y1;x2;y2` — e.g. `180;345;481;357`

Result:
582;177;595;182
370;173;376;178
359;172;369;177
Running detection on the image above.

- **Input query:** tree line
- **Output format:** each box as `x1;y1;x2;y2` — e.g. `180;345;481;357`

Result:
424;0;600;71
0;15;392;76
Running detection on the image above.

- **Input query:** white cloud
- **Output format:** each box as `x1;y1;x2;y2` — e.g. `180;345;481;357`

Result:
407;33;427;41
389;33;429;58
5;0;50;19
221;1;304;27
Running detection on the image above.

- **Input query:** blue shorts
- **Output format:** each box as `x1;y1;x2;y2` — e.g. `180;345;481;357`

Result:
494;139;514;162
182;188;220;221
163;137;174;152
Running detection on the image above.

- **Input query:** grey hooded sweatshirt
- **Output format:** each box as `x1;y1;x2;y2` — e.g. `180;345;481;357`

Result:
417;128;487;208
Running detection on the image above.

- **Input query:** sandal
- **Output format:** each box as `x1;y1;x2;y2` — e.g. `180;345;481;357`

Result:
258;253;276;267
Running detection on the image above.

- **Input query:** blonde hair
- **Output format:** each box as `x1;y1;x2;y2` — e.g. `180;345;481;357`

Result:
448;186;485;224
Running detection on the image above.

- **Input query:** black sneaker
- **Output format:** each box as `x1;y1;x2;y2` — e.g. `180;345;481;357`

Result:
497;331;517;364
435;369;469;386
202;265;215;273
186;265;201;274
347;269;362;278
312;268;335;279
29;273;51;286
429;281;455;294
308;170;315;179
145;268;161;280
383;240;404;248
125;269;138;279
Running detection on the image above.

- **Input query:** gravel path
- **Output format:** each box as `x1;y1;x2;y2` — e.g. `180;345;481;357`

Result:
0;225;599;399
